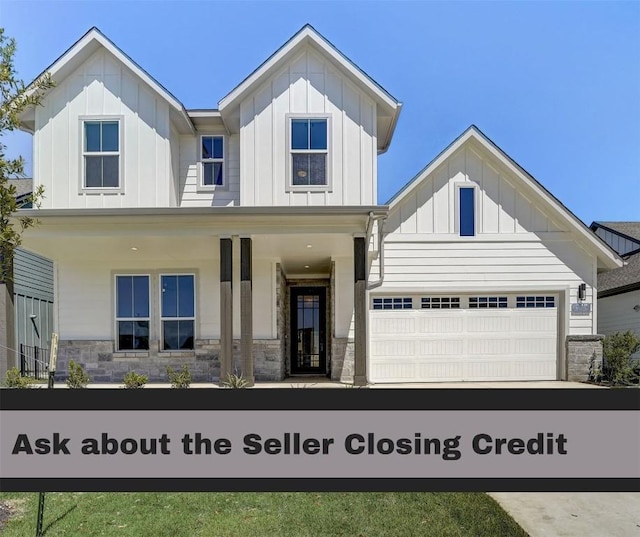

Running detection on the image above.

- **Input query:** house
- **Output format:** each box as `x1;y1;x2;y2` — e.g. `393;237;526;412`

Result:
589;222;640;339
0;180;54;379
15;25;622;385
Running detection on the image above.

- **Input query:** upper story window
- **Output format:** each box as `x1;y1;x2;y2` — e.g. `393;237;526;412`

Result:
289;117;330;189
200;135;224;187
83;119;120;189
459;186;475;237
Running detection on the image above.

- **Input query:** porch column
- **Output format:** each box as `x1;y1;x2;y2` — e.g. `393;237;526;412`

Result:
353;236;367;386
240;237;254;386
219;238;233;384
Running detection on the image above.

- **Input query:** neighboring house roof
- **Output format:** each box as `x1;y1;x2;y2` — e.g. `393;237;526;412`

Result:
218;24;402;153
7;179;33;199
590;221;640;297
19;27;195;135
387;125;623;271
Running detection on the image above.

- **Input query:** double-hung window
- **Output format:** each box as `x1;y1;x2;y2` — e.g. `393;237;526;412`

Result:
200;136;224;187
116;275;150;351
83;120;120;188
290;117;329;187
161;274;195;350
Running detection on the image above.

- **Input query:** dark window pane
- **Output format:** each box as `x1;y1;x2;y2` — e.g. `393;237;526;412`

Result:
178;320;194;349
460;187;475;236
85;156;102;187
309;119;327;149
212;137;223;159
203;162;213;185
309;153;326;185
213;162;223;185
102;156;119;187
118;321;134;350
117;276;133;318
292;154;310;185
132;276;149;318
134;321;149;350
178;275;194;317
163;320;179;350
202;137;213;159
291;119;309;150
162;275;178;317
101;122;119;151
85;122;101;152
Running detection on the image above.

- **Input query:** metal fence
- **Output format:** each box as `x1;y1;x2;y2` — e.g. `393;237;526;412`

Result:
19;344;50;380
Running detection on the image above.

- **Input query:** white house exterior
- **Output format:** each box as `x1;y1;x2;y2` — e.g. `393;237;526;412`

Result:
16;26;622;385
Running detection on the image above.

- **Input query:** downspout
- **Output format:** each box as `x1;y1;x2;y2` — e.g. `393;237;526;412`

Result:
366;212;387;290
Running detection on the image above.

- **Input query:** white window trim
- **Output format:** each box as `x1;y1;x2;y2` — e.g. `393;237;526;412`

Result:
159;273;197;351
454;182;479;237
286;113;332;192
79;115;124;194
114;274;151;352
198;134;227;191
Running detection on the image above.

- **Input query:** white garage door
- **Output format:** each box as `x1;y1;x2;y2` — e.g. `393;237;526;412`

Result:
369;295;558;382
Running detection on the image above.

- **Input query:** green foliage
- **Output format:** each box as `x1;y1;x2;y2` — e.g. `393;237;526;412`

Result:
123;371;148;389
167;365;191;388
0;28;54;281
601;331;640;385
4;366;34;388
221;372;249;389
66;360;90;389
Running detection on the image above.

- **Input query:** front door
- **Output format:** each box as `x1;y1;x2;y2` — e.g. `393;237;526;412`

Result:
290;287;326;374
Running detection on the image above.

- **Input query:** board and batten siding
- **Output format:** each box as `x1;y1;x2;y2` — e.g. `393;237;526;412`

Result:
239;46;377;207
376;142;598;335
35;48;176;209
598;290;640;338
178;133;241;207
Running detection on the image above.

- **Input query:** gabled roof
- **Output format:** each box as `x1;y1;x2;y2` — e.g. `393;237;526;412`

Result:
218;24;402;153
590;222;640;296
591;222;640;243
20;27;194;134
387;125;623;271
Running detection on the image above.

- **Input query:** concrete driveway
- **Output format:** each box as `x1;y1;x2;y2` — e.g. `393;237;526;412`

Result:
490;493;640;537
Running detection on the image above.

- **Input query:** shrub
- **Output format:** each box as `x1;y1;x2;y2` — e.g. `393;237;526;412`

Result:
66;360;90;388
5;367;35;388
601;331;640;385
167;365;191;388
221;372;249;389
123;371;148;389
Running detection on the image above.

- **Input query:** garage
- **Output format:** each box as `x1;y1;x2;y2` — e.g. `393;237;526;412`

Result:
369;294;558;383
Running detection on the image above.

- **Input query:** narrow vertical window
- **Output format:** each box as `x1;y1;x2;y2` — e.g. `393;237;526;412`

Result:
161;274;195;350
459;187;475;237
116;275;149;350
84;120;120;188
290;118;328;186
201;136;224;186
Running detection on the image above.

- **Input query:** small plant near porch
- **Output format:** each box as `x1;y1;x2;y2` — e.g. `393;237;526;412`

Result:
123;371;148;389
65;360;90;389
221;372;249;388
599;331;640;385
167;365;191;388
4;367;35;388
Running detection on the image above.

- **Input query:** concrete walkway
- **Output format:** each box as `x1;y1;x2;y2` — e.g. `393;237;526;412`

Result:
490;492;640;537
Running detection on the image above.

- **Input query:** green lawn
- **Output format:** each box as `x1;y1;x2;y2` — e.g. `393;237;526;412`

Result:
0;492;526;536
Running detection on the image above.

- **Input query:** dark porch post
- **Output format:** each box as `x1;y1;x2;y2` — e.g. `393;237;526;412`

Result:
240;237;254;386
353;236;367;386
219;238;233;384
0;253;15;381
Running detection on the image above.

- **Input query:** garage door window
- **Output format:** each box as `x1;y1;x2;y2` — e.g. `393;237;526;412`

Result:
372;297;412;310
421;297;460;309
469;296;508;309
516;296;555;308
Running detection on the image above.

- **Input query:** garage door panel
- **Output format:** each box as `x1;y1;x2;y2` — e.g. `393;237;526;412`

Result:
370;299;558;383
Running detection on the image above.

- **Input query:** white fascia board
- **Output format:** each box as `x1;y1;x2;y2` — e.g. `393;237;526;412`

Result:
388;126;623;270
219;25;399;114
22;28;195;135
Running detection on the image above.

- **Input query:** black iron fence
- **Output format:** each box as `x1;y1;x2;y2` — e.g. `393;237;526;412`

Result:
19;344;50;380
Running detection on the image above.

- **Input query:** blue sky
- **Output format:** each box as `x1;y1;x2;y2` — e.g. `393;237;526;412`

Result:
1;0;639;224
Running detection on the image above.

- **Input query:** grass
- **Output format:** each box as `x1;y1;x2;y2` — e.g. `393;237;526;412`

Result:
0;492;527;536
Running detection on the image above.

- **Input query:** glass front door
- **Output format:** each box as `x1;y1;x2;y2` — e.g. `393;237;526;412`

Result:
290;287;326;374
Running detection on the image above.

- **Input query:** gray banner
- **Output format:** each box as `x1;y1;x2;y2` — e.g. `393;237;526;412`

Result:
1;410;638;479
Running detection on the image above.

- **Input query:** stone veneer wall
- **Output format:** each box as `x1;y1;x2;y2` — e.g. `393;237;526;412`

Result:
56;338;283;383
566;335;604;382
331;337;355;382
